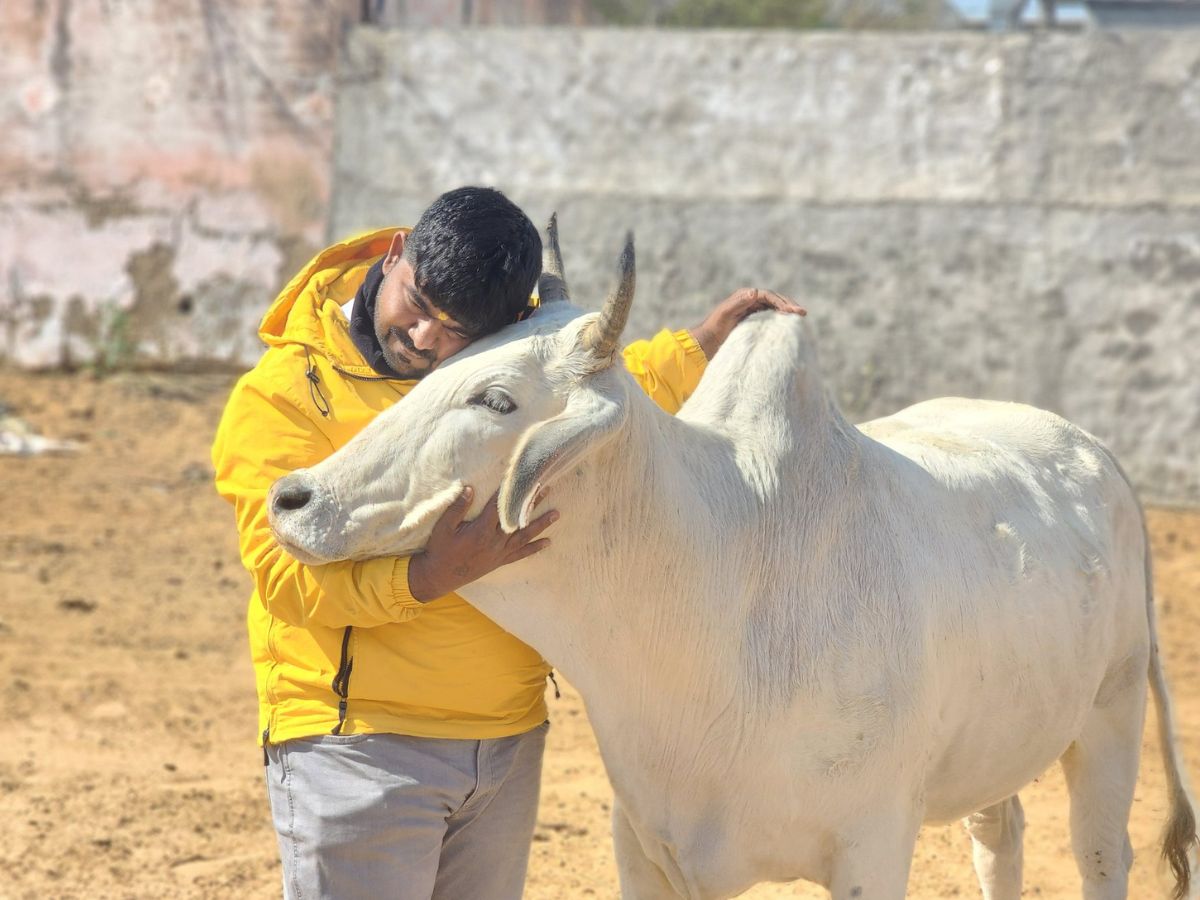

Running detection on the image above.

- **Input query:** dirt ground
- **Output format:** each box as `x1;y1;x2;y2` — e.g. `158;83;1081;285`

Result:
0;369;1196;900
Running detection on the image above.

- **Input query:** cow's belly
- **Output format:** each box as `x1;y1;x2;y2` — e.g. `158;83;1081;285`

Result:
921;587;1148;823
922;697;1090;823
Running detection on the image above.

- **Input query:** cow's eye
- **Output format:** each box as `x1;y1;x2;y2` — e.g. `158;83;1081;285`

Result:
467;388;517;415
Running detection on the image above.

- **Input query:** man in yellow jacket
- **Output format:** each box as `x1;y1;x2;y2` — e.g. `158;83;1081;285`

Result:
212;187;802;900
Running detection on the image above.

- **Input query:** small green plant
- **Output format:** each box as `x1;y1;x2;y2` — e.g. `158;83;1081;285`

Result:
89;302;137;377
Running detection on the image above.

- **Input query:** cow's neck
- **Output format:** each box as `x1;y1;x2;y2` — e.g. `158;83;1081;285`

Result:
462;316;866;753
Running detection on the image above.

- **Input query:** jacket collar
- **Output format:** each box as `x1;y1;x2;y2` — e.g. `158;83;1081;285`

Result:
256;228;412;381
347;259;405;378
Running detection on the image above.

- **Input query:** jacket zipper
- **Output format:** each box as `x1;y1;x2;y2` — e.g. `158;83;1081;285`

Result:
302;357;407;421
330;363;407;383
330;626;354;734
264;616;281;765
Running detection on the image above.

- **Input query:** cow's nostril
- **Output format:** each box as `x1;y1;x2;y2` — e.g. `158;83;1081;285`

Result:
275;485;313;512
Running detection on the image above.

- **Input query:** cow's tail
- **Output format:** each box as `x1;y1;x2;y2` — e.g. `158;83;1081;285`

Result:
1101;443;1197;899
1144;527;1199;900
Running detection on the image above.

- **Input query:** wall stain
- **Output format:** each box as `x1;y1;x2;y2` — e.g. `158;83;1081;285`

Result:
67;181;142;229
63;294;100;345
125;243;180;344
50;0;73;163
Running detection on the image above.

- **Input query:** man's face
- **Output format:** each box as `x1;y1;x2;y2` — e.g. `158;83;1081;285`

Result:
373;232;474;379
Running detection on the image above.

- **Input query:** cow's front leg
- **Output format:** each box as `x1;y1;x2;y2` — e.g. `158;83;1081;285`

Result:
827;810;920;900
612;801;687;898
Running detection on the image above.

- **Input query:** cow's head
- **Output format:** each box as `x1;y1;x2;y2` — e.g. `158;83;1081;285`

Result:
267;217;637;565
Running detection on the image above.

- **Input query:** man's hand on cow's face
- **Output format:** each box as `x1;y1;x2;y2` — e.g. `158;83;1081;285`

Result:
407;486;558;603
688;288;806;360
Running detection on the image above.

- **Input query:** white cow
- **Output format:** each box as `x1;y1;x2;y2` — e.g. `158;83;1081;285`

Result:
267;220;1197;899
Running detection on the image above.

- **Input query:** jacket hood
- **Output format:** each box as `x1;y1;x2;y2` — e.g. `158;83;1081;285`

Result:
259;228;406;375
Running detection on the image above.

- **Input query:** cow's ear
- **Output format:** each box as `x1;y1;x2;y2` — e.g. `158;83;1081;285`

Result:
498;390;626;533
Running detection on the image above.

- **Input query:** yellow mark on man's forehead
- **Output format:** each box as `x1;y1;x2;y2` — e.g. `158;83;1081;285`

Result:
434;309;451;322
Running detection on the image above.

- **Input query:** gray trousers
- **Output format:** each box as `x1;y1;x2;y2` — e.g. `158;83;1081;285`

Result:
264;723;548;900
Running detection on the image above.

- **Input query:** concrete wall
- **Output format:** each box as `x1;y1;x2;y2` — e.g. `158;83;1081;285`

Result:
332;29;1199;504
0;0;340;368
2;18;1196;502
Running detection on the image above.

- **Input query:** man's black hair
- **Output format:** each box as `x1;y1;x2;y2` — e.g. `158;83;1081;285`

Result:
404;186;542;338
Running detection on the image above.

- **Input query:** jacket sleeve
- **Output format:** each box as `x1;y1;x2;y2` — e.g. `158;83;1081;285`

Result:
622;328;709;414
211;372;424;629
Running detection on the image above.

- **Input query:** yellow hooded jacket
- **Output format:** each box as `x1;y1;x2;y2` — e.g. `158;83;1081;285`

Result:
212;228;709;745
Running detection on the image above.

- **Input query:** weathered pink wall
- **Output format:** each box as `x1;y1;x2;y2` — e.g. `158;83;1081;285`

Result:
0;0;340;367
0;0;607;368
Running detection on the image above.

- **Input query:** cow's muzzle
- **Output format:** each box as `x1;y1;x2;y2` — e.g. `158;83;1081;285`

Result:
267;471;340;564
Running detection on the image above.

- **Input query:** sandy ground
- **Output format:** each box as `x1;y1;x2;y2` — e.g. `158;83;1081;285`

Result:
0;369;1196;900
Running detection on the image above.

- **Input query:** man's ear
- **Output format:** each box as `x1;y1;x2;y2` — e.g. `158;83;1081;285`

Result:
382;229;406;274
498;390;627;533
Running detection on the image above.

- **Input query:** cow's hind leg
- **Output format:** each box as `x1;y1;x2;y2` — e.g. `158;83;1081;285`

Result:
1061;682;1146;900
963;795;1025;900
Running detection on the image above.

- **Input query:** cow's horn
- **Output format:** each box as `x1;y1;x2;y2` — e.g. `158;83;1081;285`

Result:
581;233;635;360
537;213;569;305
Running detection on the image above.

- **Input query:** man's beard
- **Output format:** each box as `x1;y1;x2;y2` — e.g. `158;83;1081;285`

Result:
376;322;435;379
374;271;437;379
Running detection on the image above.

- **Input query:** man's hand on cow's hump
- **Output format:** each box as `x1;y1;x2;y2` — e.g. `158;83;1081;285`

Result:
688;288;806;360
407;486;559;603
